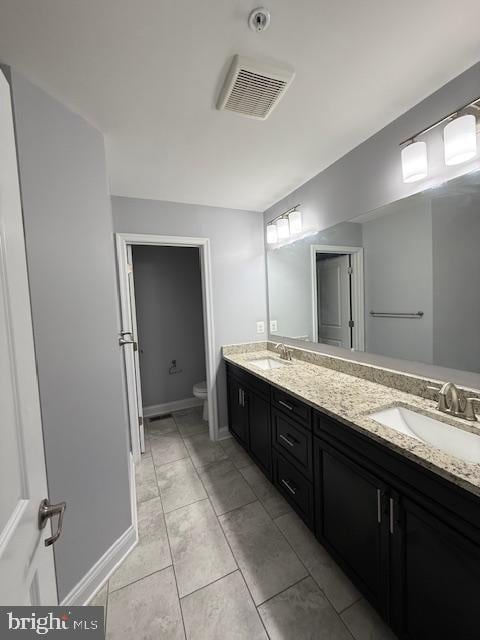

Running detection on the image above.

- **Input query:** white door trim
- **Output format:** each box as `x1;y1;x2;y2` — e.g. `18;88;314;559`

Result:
115;233;219;447
310;245;365;351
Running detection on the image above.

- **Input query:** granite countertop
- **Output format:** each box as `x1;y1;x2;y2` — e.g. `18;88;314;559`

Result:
223;349;480;497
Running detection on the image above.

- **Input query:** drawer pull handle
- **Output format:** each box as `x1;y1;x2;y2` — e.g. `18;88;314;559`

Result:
279;399;294;411
280;433;296;447
377;489;382;524
389;497;394;535
281;479;297;495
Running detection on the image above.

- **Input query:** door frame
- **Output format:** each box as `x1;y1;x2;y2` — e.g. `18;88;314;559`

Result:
310;245;365;350
116;233;219;453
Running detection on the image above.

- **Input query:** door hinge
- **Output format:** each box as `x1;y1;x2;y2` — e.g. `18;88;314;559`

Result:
347;266;353;275
348;320;355;328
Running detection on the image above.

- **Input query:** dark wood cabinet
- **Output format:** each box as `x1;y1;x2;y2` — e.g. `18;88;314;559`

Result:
391;495;480;638
226;360;480;639
315;439;390;616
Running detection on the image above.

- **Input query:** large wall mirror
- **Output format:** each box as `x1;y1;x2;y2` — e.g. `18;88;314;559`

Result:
266;171;480;374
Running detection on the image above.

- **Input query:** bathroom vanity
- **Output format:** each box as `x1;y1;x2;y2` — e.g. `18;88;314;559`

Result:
224;346;480;639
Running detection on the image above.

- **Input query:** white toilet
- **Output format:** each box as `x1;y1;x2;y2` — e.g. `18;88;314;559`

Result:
193;381;208;422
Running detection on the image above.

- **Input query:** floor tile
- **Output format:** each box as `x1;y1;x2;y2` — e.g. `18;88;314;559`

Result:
109;497;171;592
181;571;267;640
199;459;256;515
275;512;359;612
147;415;178;436
156;457;207;513
239;464;292;519
166;499;237;597
341;598;397;640
150;432;188;467
135;455;158;504
219;501;307;605
183;433;228;470
89;581;108;614
106;567;184;640
174;408;209;438
221;438;252;469
259;577;351;640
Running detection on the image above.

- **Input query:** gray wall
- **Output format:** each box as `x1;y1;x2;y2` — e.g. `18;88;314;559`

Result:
10;71;131;601
432;193;480;372
132;246;206;408
363;198;433;363
112;196;267;427
264;60;480;390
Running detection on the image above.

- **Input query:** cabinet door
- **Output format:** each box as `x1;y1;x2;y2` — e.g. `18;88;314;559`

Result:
316;440;389;616
391;496;480;639
248;391;271;477
227;374;248;446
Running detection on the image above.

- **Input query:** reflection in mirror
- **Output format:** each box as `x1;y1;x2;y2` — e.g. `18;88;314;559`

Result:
266;171;480;374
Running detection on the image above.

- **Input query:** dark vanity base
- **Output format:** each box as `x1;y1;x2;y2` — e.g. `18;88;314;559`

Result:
226;361;480;640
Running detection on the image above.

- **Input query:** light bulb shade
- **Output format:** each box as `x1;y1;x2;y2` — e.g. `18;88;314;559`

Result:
266;223;278;244
444;114;477;166
276;217;290;239
288;209;302;235
401;141;428;183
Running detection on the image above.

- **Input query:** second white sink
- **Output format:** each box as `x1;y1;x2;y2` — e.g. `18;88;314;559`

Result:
369;406;480;464
248;357;291;371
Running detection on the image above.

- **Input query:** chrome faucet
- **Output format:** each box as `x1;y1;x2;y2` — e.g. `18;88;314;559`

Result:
428;382;478;421
274;343;293;361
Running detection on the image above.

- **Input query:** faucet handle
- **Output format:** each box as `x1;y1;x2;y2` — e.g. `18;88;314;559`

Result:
464;398;479;422
427;385;448;412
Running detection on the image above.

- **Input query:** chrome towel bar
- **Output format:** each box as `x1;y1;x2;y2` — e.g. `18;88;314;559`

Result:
370;311;424;319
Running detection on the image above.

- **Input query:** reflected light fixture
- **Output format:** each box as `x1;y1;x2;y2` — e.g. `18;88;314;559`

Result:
276;217;290;240
266;223;278;244
399;95;480;183
401;141;428;183
444;114;477;166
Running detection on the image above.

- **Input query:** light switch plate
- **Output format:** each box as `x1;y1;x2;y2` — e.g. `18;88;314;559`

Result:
270;320;278;332
256;321;265;334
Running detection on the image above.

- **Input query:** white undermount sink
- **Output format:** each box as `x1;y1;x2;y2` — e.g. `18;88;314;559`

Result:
248;357;291;370
369;406;480;464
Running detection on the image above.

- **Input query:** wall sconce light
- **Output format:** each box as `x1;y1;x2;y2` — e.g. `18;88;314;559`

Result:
399;96;479;183
401;141;428;183
444;114;477;166
266;223;278;244
276;217;290;240
288;208;303;234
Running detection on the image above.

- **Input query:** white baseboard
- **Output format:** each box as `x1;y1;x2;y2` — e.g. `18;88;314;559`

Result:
61;453;138;606
143;397;202;418
217;426;231;441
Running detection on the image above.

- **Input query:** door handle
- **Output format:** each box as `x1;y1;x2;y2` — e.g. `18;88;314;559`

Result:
281;479;297;495
377;489;382;524
389;497;395;534
38;499;66;547
279;433;296;447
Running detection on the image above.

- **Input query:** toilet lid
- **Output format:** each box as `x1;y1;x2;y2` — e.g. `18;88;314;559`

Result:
193;381;207;394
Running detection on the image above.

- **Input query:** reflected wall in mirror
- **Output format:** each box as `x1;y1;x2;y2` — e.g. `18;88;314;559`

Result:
266;171;480;374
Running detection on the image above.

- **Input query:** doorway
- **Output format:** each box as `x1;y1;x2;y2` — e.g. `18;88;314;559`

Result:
116;234;218;462
310;245;365;351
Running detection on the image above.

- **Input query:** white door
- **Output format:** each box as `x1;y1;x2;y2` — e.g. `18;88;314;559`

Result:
0;70;58;605
116;239;144;461
316;254;351;348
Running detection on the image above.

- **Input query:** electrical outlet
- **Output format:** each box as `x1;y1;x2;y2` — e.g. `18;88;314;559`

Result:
256;321;265;334
270;320;278;332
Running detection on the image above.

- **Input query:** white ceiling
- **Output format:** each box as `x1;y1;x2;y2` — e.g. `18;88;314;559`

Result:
1;1;480;212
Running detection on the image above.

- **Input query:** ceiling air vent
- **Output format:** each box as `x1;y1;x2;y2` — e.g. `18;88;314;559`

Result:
217;55;295;120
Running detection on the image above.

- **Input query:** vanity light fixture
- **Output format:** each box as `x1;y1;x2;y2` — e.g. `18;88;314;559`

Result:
399;95;480;183
266;223;278;244
266;203;302;244
276;217;290;240
444;114;477;166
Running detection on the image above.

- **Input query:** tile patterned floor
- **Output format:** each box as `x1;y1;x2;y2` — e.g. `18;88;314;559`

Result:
89;407;397;639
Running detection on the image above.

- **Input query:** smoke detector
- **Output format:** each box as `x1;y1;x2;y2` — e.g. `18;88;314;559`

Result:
248;7;271;32
217;55;295;120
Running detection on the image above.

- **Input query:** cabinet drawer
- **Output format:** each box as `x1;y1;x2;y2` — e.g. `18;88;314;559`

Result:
273;409;312;480
273;450;314;529
272;388;312;429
